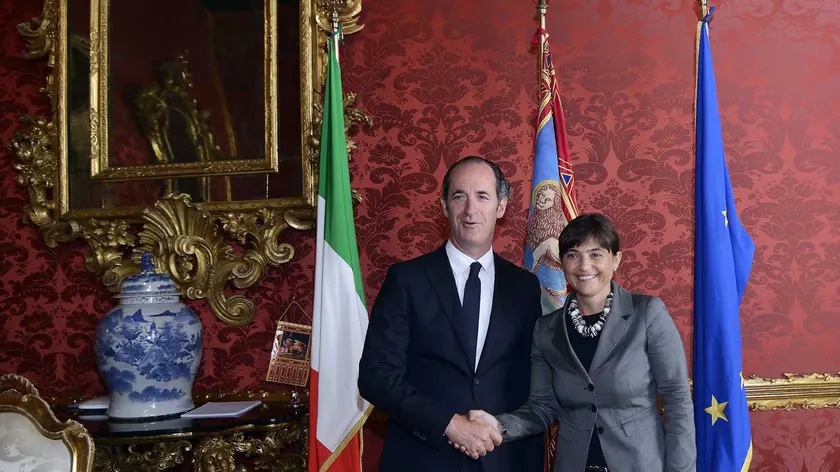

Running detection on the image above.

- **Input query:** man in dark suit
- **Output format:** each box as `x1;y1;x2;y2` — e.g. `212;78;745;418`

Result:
359;156;545;472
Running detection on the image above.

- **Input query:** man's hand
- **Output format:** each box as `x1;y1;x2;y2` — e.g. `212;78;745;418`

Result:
467;409;501;431
444;413;502;459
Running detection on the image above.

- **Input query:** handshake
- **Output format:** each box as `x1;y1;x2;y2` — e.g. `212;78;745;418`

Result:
444;410;503;459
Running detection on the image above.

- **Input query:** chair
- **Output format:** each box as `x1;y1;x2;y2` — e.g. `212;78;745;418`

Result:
0;374;93;472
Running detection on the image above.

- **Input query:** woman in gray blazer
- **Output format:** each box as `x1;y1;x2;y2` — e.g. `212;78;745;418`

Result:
457;213;696;472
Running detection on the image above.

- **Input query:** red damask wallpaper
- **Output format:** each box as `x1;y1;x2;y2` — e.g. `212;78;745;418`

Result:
1;0;840;470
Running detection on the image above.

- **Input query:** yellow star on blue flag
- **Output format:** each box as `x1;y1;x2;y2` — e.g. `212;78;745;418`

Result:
704;395;728;425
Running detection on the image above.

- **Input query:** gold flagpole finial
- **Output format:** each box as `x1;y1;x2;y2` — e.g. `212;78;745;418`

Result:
537;0;547;42
537;0;547;81
537;0;548;18
699;0;708;19
325;0;343;62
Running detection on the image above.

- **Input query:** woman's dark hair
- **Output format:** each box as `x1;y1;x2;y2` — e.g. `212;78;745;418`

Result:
557;213;621;256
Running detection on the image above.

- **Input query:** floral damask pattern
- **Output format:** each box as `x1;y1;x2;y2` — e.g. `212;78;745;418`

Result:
751;410;840;472
340;1;840;469
2;0;840;470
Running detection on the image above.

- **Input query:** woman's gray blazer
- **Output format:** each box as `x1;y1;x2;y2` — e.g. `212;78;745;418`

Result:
497;282;696;472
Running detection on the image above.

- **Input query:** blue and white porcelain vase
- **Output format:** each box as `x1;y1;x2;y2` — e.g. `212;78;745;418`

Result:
95;252;202;420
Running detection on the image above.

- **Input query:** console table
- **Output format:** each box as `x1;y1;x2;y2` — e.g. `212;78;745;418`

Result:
62;401;308;472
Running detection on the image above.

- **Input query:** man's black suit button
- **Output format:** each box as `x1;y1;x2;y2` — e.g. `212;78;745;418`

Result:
597;426;604;434
473;377;480;385
587;383;595;391
590;404;597;412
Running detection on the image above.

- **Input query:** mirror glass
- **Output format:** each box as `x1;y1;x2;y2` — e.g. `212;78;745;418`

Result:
63;0;304;214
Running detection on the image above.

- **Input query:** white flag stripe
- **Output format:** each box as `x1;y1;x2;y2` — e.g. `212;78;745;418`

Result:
312;192;327;369
312;194;370;452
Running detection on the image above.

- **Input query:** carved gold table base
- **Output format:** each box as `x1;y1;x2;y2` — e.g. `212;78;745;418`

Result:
193;431;306;472
92;430;306;472
94;441;193;472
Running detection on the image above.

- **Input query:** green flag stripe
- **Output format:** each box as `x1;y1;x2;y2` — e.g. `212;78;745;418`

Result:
318;39;365;302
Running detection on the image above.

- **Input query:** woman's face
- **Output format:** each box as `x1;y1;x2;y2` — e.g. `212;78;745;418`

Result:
561;238;621;301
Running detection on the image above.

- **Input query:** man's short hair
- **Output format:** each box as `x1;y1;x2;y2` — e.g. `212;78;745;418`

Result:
441;156;512;201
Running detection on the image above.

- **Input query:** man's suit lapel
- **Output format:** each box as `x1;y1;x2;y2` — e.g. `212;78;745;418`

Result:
425;246;475;370
589;282;633;375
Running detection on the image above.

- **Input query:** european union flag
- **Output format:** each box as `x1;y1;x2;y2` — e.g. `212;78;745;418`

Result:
693;8;754;472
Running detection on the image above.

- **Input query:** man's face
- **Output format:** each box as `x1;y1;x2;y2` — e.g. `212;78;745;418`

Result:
440;162;508;259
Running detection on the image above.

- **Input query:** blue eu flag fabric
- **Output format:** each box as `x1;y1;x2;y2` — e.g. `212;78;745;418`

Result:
693;9;754;472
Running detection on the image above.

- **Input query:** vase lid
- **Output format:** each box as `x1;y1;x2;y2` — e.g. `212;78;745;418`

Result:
117;252;182;298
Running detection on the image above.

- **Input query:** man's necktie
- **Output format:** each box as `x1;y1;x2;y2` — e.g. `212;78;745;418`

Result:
462;261;481;369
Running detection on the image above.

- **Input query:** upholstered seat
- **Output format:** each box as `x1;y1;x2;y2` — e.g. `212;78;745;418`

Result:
0;374;93;472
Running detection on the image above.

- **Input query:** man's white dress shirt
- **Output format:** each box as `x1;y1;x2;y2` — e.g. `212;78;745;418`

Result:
445;241;495;372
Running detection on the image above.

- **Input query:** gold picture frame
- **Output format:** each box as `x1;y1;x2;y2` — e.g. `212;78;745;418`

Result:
10;0;367;326
745;372;840;411
266;321;312;387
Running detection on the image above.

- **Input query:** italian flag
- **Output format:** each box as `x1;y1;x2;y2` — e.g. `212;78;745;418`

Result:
309;37;372;472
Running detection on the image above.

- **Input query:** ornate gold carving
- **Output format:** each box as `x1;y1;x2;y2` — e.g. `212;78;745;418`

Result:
8;117;58;228
310;91;372;165
131;194;305;325
83;193;311;326
93;441;192;472
0;374;39;395
745;373;840;411
134;56;221;168
17;0;57;63
193;429;307;472
89;0;104;171
193;437;238;472
88;424;305;472
10;0;362;325
309;91;370;206
315;0;364;36
0;374;94;472
308;0;371;198
80;219;138;285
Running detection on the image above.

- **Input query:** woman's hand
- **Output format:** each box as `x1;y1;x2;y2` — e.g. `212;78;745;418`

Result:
448;410;503;459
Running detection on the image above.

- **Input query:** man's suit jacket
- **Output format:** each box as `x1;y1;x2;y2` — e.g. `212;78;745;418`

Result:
497;282;696;472
359;245;545;472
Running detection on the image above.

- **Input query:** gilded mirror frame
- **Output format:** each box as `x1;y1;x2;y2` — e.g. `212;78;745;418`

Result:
10;0;367;325
87;0;280;180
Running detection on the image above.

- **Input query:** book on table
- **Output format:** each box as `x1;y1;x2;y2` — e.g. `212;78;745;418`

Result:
180;400;263;419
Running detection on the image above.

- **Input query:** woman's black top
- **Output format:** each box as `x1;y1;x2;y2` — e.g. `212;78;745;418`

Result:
564;312;608;468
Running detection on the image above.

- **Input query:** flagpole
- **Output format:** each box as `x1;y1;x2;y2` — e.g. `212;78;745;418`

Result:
699;0;707;20
329;5;341;63
537;0;547;71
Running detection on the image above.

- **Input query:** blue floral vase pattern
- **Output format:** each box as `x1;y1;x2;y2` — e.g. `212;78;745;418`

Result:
95;252;202;419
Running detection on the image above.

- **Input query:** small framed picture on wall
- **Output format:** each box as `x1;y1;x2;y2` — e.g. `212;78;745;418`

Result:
266;321;312;387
